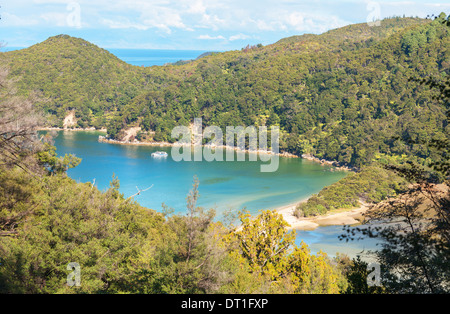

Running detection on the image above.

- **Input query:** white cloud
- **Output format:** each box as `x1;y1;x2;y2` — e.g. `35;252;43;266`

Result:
253;19;276;31
274;11;350;33
140;7;188;33
229;33;250;41
99;4;190;34
197;34;226;40
102;18;149;31
1;12;39;27
4;0;450;49
40;12;70;27
186;0;207;14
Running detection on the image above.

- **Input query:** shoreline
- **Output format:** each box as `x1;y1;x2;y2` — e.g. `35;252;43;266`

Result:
42;127;360;227
275;201;369;231
98;134;363;228
98;135;301;159
39;127;354;171
39;127;108;132
97;137;354;171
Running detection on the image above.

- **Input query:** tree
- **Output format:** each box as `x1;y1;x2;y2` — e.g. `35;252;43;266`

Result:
0;173;165;293
335;255;384;294
36;142;81;175
129;177;236;294
229;210;345;293
341;14;450;293
342;177;450;293
0;65;42;169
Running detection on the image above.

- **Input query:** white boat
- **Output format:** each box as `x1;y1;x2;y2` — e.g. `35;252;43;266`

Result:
151;151;168;158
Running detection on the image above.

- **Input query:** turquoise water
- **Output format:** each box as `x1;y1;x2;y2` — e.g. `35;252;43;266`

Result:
52;131;381;258
53;131;346;215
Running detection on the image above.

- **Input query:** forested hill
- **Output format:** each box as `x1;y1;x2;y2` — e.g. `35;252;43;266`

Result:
1;35;148;128
2;16;449;167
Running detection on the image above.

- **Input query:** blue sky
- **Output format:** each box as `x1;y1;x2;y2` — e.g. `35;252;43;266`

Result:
1;0;450;50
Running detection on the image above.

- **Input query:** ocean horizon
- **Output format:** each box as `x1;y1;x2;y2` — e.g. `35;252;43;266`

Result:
2;46;210;67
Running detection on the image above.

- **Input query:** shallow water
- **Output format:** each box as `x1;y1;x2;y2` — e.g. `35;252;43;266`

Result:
52;130;381;258
52;131;347;215
295;225;382;260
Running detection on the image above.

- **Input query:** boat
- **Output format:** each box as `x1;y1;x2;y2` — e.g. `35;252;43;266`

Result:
151;151;168;158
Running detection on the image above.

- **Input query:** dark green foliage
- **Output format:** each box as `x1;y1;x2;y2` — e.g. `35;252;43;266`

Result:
36;143;81;175
340;14;450;292
0;166;165;293
335;255;385;294
294;166;407;217
0;164;236;294
3;17;449;169
1;35;148;127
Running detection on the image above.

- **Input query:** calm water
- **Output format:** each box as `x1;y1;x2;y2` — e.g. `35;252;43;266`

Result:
53;131;346;215
5;46;382;258
106;48;208;66
295;225;382;260
52;131;382;259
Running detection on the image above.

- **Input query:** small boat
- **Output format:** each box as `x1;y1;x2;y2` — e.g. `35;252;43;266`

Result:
151;151;168;158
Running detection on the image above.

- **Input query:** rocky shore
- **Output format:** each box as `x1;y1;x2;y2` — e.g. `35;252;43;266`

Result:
97;135;356;170
98;135;299;158
40;127;353;171
39;127;107;132
301;153;357;172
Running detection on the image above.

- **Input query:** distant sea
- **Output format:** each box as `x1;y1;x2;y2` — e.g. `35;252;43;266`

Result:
107;48;208;66
2;46;209;67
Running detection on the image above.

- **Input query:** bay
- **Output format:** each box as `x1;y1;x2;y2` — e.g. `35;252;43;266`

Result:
53;131;347;215
53;130;381;259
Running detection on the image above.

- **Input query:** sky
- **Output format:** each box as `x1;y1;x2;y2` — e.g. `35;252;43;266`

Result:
1;0;450;51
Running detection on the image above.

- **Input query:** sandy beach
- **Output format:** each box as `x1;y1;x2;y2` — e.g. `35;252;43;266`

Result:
276;201;369;231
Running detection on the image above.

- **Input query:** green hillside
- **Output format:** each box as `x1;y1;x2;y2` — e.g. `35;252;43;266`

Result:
1;14;449;295
2;16;449;168
1;35;147;128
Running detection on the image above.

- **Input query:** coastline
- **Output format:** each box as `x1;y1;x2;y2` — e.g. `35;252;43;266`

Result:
98;135;300;159
275;201;369;231
43;127;364;229
42;127;361;224
98;134;363;227
39;127;354;171
97;137;354;171
39;127;108;132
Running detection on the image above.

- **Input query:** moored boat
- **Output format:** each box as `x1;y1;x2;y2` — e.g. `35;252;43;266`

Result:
151;151;168;158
